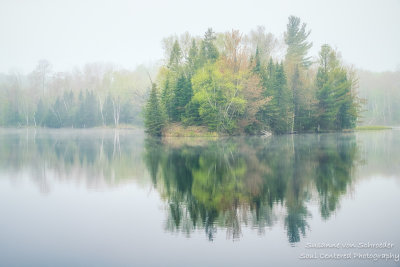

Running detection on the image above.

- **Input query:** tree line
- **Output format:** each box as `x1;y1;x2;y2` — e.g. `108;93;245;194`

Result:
0;62;154;128
145;16;361;135
357;70;400;126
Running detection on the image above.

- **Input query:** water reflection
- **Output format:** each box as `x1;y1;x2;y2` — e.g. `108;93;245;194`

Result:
0;129;146;193
144;134;359;243
2;129;399;245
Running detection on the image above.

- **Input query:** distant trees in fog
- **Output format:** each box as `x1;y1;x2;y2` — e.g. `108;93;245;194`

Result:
0;62;156;127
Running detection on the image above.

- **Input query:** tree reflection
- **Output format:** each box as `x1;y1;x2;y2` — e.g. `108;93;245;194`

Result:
144;134;359;243
0;129;146;190
0;130;360;244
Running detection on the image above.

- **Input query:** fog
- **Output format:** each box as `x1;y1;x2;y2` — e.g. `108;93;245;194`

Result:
1;0;399;73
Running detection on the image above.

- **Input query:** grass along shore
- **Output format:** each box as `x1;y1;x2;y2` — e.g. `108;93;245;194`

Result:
355;125;392;131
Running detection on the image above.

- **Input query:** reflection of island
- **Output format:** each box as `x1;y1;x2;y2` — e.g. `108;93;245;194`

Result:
144;134;359;243
3;129;398;244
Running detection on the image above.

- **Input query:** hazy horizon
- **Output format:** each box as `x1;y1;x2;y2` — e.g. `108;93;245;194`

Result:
1;0;399;74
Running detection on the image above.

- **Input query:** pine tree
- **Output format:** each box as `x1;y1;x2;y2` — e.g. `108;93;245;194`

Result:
332;69;357;129
173;73;193;121
84;90;100;127
284;16;313;132
199;28;219;65
168;40;182;71
75;91;85;127
161;75;175;121
316;68;336;130
274;63;293;133
103;94;114;125
44;98;61;128
316;44;359;131
257;61;292;134
252;46;263;75
145;83;164;136
35;99;46;126
284;16;313;68
62;91;75;127
187;39;199;76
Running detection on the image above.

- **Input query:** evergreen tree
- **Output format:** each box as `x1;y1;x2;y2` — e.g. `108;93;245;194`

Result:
199;28;219;65
60;91;75;127
168;40;182;71
44;98;62;128
103;94;114;125
316;44;359;131
183;100;202;125
284;16;313;132
332;69;357;129
161;75;175;121
284;16;312;68
316;68;336;130
290;66;315;132
35;99;46;126
174;73;193;121
83;90;100;127
187;39;199;75
292;66;301;131
258;61;292;134
274;63;293;133
120;100;135;124
257;59;277;131
6;106;21;126
144;83;164;136
252;46;264;78
75;91;85;127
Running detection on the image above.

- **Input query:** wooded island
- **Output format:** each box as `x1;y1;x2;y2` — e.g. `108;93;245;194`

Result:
145;16;360;136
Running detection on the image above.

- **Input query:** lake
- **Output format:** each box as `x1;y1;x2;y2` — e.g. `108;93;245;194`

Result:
0;129;399;266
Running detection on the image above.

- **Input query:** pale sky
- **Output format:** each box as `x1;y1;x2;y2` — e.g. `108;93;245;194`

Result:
1;0;399;74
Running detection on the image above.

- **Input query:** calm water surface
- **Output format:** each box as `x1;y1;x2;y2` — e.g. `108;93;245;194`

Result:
0;129;399;266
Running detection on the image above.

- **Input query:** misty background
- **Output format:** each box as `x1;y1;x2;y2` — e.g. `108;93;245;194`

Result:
0;0;399;126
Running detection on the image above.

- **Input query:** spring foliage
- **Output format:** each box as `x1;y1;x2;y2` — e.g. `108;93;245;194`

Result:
144;17;361;136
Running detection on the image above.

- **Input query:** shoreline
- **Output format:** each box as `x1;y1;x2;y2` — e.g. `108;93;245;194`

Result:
0;125;393;136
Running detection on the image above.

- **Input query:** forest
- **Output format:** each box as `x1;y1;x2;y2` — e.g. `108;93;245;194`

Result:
0;62;155;128
145;16;361;136
0;16;398;133
357;70;400;125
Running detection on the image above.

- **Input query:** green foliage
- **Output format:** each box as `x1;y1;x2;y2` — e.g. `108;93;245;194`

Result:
355;125;392;131
316;45;359;131
26;89;135;128
199;28;219;65
291;66;304;131
143;134;359;242
183;99;202;125
81;90;100;127
153;25;361;136
35;99;46;126
258;60;293;134
104;95;114;125
191;61;246;133
144;83;165;136
252;46;263;75
173;73;193;120
168;40;182;71
0;18;363;133
284;15;313;68
187;39;200;75
161;74;176;121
